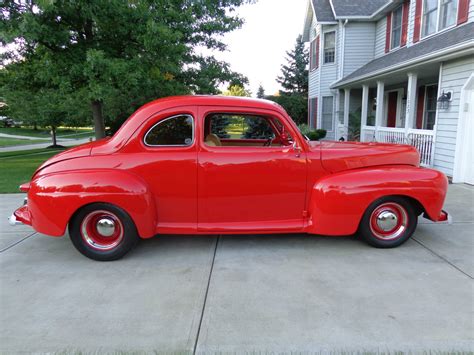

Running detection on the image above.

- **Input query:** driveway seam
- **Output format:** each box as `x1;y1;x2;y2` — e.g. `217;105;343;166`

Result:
412;237;473;279
193;236;219;355
0;231;37;253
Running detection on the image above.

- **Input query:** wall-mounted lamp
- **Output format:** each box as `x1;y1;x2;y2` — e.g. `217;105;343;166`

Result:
437;91;452;110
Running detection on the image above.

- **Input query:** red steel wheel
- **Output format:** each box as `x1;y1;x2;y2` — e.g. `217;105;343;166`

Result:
80;210;124;251
359;197;417;248
69;203;139;261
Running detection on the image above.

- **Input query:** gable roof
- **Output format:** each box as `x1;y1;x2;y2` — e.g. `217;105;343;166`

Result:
331;22;474;88
312;0;336;22
330;0;392;18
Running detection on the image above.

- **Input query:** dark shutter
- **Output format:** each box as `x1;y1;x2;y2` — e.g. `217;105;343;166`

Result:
385;13;392;53
413;0;422;43
416;86;425;129
315;35;320;69
309;40;314;70
457;0;470;25
401;1;410;46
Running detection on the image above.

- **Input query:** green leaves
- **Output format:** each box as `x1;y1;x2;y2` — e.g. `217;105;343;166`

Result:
1;0;251;133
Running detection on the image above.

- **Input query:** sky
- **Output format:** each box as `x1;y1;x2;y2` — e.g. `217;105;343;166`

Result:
216;0;308;97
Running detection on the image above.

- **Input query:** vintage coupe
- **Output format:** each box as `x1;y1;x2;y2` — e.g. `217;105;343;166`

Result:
9;96;449;261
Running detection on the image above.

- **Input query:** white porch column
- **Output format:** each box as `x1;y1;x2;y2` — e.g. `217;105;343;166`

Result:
375;81;385;138
361;84;369;142
334;90;341;138
343;88;350;140
405;72;418;134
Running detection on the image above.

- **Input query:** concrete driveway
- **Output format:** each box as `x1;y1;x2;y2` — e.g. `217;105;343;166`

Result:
0;184;473;353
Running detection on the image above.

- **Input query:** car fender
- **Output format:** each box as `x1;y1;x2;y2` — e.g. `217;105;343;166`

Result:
306;165;448;236
27;169;157;238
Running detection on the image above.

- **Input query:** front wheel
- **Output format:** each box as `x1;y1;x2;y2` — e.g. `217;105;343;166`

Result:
69;203;139;261
358;197;417;248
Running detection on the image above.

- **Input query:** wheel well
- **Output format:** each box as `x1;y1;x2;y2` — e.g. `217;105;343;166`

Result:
392;195;425;216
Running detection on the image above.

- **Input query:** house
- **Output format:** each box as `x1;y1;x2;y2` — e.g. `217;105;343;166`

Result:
302;0;474;184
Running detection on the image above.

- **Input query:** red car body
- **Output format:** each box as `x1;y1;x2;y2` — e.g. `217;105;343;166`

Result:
11;96;449;259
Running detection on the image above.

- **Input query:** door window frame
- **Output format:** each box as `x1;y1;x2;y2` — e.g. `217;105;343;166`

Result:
142;113;196;148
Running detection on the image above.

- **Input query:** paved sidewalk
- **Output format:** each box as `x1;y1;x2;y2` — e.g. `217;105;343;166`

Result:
0;137;91;153
0;184;473;353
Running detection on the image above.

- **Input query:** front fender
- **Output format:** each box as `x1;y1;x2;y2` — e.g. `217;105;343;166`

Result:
27;169;157;238
306;165;448;236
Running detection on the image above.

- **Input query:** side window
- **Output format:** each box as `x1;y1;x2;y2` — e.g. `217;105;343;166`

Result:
204;114;291;147
323;31;335;64
144;114;194;146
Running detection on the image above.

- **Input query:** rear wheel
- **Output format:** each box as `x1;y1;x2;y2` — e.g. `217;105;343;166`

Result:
359;197;417;248
69;203;139;261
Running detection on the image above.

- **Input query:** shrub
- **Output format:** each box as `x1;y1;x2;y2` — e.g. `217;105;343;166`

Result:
297;124;326;141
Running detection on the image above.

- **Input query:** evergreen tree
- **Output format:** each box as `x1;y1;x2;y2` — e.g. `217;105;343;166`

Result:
276;35;308;95
256;85;265;98
1;0;252;139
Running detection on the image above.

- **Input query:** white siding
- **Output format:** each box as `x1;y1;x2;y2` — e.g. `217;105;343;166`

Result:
343;22;376;76
374;17;387;58
433;56;474;176
406;0;416;47
308;17;320;100
469;0;474;22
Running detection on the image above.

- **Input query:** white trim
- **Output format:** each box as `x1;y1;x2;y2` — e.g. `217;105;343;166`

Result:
331;41;473;88
422;83;438;129
452;73;474;183
322;30;337;65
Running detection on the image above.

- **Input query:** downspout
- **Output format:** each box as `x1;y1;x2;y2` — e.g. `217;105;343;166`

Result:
337;19;349;138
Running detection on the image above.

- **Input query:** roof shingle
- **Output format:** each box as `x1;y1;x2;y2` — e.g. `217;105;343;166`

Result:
332;22;474;88
331;0;391;17
311;0;336;22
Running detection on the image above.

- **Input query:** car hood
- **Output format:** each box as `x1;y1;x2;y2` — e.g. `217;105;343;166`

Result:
310;141;420;173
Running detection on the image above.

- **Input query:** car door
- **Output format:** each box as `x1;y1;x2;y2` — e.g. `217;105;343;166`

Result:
197;106;307;233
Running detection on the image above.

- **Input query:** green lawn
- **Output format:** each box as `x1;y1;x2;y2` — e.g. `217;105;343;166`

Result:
0;137;45;147
0;126;93;138
0;148;66;193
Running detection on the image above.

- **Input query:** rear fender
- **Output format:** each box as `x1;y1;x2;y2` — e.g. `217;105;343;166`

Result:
306;165;448;236
28;169;156;238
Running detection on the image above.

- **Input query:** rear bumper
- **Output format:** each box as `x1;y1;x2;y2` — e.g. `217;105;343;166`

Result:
8;199;32;226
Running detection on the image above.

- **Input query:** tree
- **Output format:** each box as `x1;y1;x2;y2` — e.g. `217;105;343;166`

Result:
276;35;308;95
222;85;251;97
266;94;308;125
256;84;265;98
1;0;252;139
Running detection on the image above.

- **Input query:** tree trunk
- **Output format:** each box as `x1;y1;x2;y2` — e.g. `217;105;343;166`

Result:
33;122;38;130
51;126;57;146
91;100;105;139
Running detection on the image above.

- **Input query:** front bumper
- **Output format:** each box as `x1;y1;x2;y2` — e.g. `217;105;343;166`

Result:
424;209;452;224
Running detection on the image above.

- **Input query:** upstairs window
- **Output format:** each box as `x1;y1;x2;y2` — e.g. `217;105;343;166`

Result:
144;114;194;146
422;0;458;37
391;5;403;49
310;35;319;70
323;31;335;64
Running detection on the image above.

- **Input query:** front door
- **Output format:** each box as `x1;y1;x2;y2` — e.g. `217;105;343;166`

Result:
197;107;307;232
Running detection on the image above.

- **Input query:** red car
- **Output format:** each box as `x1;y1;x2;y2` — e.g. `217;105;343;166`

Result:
9;96;450;261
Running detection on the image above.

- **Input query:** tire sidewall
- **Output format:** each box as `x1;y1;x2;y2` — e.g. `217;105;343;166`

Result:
359;196;417;248
69;203;139;261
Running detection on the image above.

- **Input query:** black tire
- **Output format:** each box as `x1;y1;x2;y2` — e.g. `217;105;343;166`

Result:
69;203;139;261
358;196;417;248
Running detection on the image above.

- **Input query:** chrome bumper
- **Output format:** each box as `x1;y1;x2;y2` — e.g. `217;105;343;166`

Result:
8;213;22;226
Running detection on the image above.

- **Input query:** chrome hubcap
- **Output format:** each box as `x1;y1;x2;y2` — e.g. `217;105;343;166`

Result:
376;211;398;231
96;218;116;237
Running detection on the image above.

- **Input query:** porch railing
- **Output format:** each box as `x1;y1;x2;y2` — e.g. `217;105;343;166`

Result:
360;126;435;167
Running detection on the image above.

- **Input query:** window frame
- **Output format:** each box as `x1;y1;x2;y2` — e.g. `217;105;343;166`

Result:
321;96;334;132
422;83;438;130
323;31;336;65
390;5;403;50
310;36;318;71
202;112;295;149
143;114;195;147
421;0;459;39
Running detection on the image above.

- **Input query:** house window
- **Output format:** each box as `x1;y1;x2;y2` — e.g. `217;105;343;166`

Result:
422;0;458;37
322;96;334;131
323;32;335;64
424;85;438;130
391;5;403;49
310;36;319;70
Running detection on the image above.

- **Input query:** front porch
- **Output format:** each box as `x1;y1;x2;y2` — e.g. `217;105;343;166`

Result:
335;67;442;167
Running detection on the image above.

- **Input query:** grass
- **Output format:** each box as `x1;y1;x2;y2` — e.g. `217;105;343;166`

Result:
0;126;93;138
0;137;45;147
0;147;66;193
